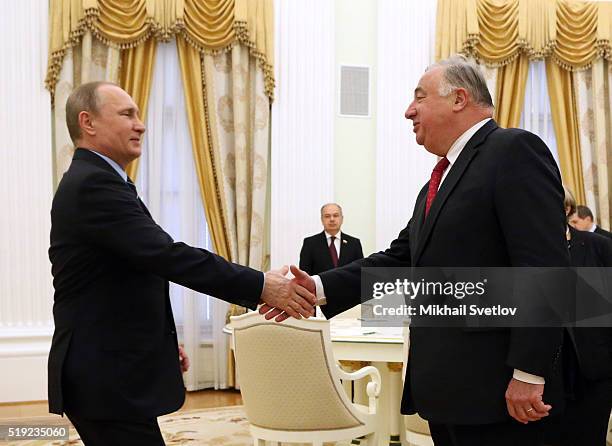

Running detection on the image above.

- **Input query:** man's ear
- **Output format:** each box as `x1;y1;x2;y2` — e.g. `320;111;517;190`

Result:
78;111;96;137
452;88;468;111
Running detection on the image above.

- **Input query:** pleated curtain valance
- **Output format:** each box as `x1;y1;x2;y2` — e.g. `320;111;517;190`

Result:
45;0;274;102
436;0;612;70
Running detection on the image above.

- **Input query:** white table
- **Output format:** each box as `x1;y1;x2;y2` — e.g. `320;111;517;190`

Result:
329;319;407;446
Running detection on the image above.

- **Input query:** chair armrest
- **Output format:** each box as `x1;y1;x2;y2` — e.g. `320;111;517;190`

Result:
335;364;381;396
336;364;382;414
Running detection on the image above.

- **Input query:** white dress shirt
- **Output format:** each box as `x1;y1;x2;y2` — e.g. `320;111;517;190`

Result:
313;117;545;385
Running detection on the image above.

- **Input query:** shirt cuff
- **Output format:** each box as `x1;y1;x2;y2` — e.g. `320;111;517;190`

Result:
312;275;327;306
257;271;266;303
513;369;545;385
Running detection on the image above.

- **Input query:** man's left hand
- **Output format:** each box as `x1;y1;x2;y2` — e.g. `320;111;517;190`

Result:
505;378;551;424
178;345;190;373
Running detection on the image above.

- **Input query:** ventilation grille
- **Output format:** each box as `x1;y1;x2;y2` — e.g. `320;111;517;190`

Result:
339;65;370;117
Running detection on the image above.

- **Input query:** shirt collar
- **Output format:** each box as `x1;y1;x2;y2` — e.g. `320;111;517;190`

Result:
590;224;597;233
87;150;128;182
445;118;491;166
325;231;341;240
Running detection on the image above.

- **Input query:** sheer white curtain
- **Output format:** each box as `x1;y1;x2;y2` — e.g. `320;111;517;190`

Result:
375;0;438;250
270;0;335;267
136;41;229;390
519;60;560;168
0;0;54;403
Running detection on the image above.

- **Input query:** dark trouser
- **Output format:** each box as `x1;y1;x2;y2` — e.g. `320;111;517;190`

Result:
66;412;165;446
541;377;612;446
428;419;544;446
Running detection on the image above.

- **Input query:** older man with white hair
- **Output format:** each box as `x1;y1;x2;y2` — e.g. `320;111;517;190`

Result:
263;55;569;446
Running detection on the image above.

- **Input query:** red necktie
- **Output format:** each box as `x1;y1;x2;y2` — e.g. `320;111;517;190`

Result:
329;236;339;267
425;157;450;217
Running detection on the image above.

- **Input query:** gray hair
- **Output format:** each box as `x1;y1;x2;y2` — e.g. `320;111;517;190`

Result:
320;203;343;216
65;81;117;144
428;55;494;108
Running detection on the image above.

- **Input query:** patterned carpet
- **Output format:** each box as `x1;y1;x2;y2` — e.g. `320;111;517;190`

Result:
5;406;351;446
6;406;251;446
8;406;610;445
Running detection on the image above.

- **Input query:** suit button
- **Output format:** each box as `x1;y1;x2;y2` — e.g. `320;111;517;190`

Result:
170;330;176;335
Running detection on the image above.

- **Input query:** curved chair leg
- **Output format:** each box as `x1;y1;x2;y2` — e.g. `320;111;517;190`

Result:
363;432;378;446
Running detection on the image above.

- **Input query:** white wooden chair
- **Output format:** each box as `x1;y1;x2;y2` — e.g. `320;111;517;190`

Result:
230;312;381;446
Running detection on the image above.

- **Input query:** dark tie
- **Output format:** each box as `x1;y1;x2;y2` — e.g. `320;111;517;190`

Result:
125;177;152;217
329;236;339;268
425;157;450;217
126;177;138;198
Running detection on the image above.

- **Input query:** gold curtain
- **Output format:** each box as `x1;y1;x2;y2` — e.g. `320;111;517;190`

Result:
588;60;611;229
573;60;611;227
176;36;232;261
435;0;612;204
46;0;275;104
119;39;157;180
436;0;610;69
493;55;529;128
47;0;273;254
545;61;586;204
200;44;272;386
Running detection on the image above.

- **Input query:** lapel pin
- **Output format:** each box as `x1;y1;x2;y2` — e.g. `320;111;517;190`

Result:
342;239;347;244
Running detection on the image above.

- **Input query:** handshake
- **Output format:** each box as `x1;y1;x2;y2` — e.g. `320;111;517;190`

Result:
259;265;317;322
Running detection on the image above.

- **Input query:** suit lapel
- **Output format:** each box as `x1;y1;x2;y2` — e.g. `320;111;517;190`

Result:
317;232;334;270
413;120;498;264
569;229;586;267
138;198;153;218
338;234;350;265
410;185;428;259
74;149;154;219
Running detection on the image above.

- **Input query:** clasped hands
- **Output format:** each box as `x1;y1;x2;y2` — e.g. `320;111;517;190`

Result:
259;265;316;322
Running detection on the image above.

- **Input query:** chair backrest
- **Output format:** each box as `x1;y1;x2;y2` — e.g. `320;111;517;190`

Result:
230;312;366;431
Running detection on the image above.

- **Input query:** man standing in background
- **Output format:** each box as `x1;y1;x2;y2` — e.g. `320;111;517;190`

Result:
299;203;364;275
569;204;612;240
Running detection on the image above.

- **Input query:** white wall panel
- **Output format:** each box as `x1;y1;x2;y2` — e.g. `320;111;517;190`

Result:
0;0;54;402
271;0;335;268
375;0;438;251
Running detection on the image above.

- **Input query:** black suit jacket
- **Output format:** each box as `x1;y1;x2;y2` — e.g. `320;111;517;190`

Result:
299;231;364;275
567;226;612;381
48;149;263;420
594;225;612;241
320;120;569;424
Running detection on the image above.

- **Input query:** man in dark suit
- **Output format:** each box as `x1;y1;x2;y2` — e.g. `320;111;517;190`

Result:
569;204;612;241
542;189;612;445
262;56;568;445
48;81;315;445
299;203;364;275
